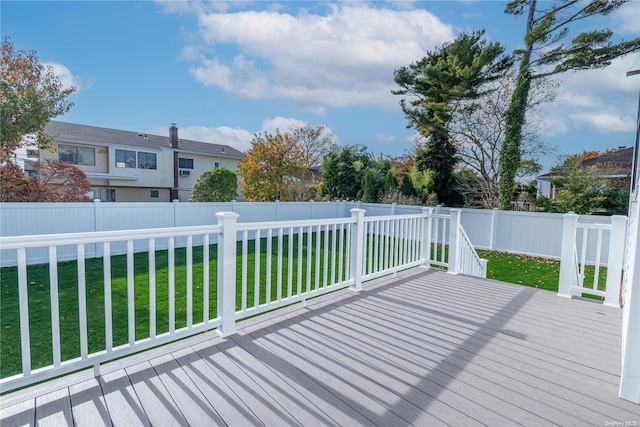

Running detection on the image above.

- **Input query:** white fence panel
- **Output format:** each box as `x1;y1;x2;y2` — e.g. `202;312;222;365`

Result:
1;203;96;266
493;211;564;258
459;209;494;249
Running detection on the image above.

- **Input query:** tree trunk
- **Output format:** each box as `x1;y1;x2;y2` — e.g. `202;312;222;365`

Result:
498;0;536;209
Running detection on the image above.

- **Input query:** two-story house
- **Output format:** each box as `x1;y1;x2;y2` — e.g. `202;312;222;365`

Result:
26;121;243;202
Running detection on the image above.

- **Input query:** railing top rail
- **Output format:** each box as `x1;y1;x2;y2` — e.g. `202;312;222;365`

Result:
431;213;451;219
576;223;612;231
237;216;356;231
0;224;224;250
362;213;427;222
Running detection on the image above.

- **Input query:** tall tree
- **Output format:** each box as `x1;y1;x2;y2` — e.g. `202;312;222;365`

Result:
288;125;337;168
393;31;512;205
450;71;556;208
1;36;75;163
238;131;306;201
321;145;371;200
497;0;640;209
190;167;238;202
0;160;90;202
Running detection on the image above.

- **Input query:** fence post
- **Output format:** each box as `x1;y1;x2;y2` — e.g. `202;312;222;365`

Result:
231;199;236;212
490;208;498;250
275;200;280;221
93;199;101;258
421;207;433;268
310;200;314;219
448;209;461;274
216;212;239;337
604;215;627;307
349;208;366;292
173;199;179;227
391;203;396;215
558;212;579;298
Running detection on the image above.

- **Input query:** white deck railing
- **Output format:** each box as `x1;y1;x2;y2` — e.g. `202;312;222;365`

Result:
558;213;627;307
1;208;492;392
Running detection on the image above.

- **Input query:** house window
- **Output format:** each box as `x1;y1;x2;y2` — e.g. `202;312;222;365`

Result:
115;149;137;168
94;188;116;202
138;152;157;170
26;149;39;158
59;144;95;166
179;158;194;169
214;162;220;168
150;190;159;198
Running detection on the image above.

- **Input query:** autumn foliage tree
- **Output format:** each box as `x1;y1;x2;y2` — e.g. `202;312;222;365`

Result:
0;159;91;202
1;36;75;162
238;132;306;201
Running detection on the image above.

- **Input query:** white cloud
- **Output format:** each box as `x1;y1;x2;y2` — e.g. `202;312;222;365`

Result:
43;62;90;93
568;111;636;134
260;116;308;134
612;1;640;34
147;125;254;152
184;4;454;113
541;55;640;136
146;116;332;153
375;132;396;143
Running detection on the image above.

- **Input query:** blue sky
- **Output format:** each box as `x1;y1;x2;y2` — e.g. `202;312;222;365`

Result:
3;0;639;172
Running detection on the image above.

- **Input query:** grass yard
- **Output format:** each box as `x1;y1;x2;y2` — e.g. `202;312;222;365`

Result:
477;249;608;296
0;232;348;379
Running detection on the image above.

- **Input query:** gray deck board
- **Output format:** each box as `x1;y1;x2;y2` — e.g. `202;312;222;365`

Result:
171;346;266;427
99;369;150;427
124;361;188;427
228;333;379;427
34;388;72;427
0;398;34;427
148;353;226;426
68;378;111;427
191;340;304;426
1;268;638;427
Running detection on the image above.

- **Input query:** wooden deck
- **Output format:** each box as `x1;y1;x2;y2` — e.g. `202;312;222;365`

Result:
1;268;638;426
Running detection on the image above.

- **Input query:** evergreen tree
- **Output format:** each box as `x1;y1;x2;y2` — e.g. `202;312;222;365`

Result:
393;31;512;205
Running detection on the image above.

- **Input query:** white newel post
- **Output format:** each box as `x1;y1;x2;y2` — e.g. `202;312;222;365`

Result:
349;208;366;292
448;209;461;274
604;215;627;307
558;212;579;298
216;212;239;337
480;258;488;278
421;207;433;268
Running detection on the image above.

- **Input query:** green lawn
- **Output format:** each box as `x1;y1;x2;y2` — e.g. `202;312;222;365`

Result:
477;249;608;296
0;232;348;379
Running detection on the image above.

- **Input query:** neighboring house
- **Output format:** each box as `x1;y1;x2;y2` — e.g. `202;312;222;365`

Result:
536;146;633;198
22;121;243;202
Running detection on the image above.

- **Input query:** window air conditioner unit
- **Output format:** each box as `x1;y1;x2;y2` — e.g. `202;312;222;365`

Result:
179;169;190;176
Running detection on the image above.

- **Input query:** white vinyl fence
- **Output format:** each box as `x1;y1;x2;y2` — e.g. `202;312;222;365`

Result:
0;207;487;392
0;201;622;267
